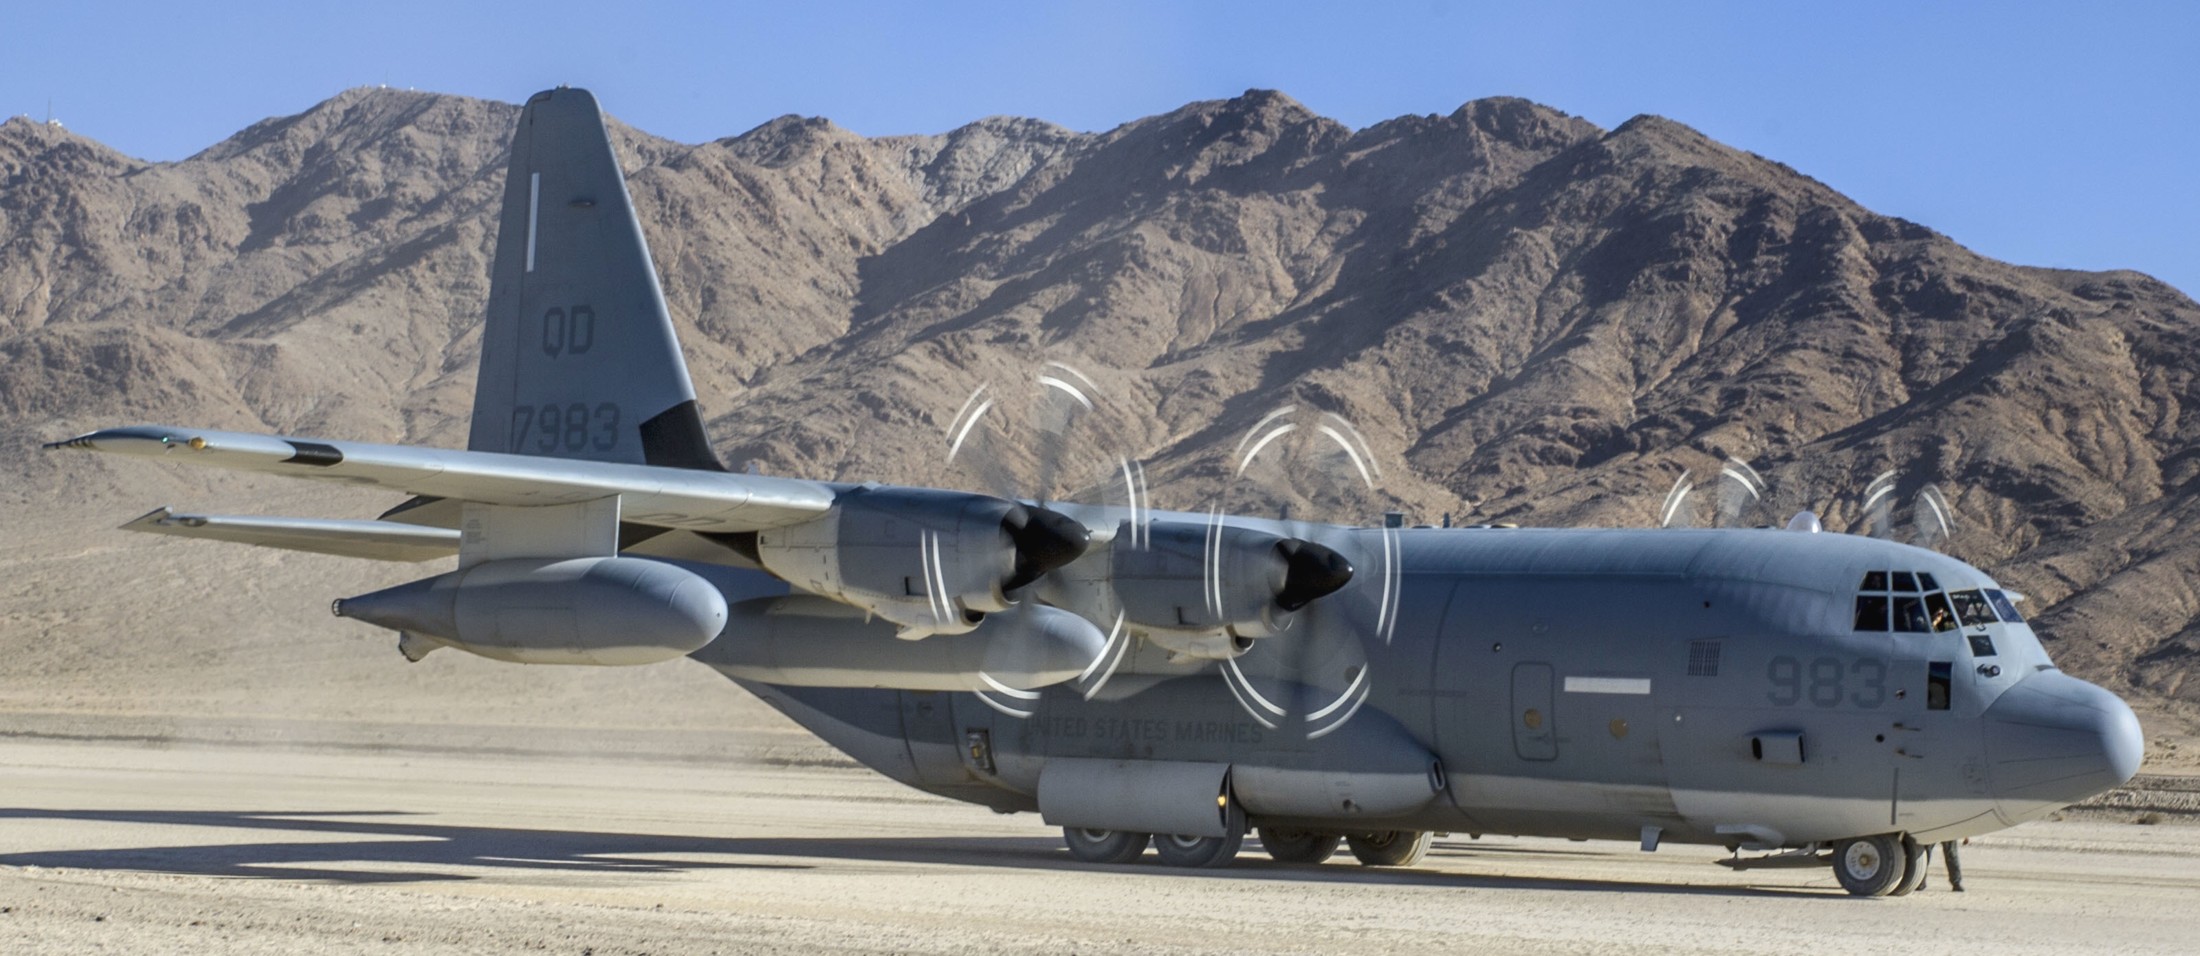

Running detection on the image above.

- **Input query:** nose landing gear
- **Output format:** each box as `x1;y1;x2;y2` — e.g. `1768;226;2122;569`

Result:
1831;833;1920;897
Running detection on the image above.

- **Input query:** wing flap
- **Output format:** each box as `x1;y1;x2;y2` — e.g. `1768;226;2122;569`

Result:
121;507;461;562
49;424;836;533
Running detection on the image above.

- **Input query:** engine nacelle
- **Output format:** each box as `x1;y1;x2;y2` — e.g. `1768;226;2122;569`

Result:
333;556;728;665
1109;521;1353;651
754;487;1088;639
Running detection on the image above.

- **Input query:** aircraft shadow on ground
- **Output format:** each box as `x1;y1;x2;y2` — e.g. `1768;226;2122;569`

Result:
0;808;1821;897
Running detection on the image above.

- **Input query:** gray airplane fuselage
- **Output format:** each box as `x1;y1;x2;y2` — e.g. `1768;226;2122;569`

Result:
698;517;2141;851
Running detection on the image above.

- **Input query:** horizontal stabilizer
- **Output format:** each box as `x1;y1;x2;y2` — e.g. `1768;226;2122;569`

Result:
120;507;460;562
48;424;836;534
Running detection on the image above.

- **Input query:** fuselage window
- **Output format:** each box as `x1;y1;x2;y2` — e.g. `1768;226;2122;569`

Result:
1984;589;2025;624
1927;661;1953;710
1923;592;1957;632
1854;595;1889;631
1891;572;1919;593
1948;589;1997;627
1893;596;1930;632
1968;633;1998;657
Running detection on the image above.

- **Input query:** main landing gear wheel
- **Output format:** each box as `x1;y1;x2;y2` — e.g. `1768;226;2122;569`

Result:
1062;827;1149;864
1346;830;1433;867
1889;835;1927;897
1259;827;1342;864
1832;834;1907;897
1154;829;1246;868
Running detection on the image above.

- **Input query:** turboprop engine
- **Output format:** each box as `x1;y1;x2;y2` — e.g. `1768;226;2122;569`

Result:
1046;520;1354;660
332;556;728;665
754;487;1089;639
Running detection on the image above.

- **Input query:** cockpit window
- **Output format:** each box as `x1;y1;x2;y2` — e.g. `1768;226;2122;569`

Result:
1893;596;1930;632
1984;589;2025;624
1916;572;1939;592
1891;572;1919;593
1948;590;1997;627
1923;592;1957;632
1860;571;1888;591
1853;595;1889;631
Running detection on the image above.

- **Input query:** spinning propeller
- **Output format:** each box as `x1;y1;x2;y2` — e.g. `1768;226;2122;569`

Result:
1659;458;1961;552
937;368;1379;735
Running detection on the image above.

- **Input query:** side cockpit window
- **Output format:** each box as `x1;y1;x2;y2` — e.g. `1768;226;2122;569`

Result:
1984;589;2025;624
1948;590;1998;627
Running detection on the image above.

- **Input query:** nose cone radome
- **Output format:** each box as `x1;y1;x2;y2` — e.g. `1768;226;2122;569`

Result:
1983;670;2144;825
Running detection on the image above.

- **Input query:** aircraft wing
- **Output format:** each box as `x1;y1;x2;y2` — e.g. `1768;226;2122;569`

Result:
47;424;837;533
120;506;461;562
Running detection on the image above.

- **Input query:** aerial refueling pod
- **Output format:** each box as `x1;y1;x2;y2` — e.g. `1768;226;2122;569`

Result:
703;597;1108;692
754;487;1089;639
333;557;728;665
1097;521;1353;659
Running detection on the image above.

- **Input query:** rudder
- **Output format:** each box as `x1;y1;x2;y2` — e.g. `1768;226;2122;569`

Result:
468;87;722;471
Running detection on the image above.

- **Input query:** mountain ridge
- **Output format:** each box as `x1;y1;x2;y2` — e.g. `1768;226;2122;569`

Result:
5;86;2197;724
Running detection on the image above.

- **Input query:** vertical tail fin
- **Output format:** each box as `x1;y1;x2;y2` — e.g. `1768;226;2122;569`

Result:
467;87;723;471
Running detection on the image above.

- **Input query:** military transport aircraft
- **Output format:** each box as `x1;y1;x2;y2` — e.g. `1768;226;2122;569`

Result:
47;88;2142;897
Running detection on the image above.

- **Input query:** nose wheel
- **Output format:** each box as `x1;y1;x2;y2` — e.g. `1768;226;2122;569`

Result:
1888;835;1928;896
1831;834;1908;896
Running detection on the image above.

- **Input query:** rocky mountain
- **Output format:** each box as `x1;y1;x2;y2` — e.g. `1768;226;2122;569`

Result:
4;87;2196;727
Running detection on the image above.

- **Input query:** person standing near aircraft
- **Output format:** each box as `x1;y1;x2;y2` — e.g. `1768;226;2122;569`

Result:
1921;839;1966;891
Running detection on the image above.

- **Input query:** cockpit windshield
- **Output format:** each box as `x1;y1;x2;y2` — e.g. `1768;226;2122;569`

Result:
1854;571;1968;633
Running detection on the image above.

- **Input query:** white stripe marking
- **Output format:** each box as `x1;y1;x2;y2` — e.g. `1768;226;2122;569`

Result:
1224;658;1287;717
1308;668;1369;721
1234;405;1297;458
525;172;540;272
1037;375;1095;411
978;671;1042;700
1235;423;1296;476
1564;676;1652;695
1220;672;1280;730
973;690;1036;719
947;399;994;462
1307;684;1371;740
1315;423;1376;487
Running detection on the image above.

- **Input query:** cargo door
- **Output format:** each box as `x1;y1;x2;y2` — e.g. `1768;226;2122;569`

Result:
1511;663;1557;761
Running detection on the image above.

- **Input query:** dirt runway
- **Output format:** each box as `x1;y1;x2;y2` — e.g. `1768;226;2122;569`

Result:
1;735;2194;955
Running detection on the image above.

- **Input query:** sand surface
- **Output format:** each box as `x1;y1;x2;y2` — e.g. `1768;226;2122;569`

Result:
2;732;2194;956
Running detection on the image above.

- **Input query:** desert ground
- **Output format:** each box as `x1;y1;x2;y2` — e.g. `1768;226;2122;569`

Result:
1;713;2195;956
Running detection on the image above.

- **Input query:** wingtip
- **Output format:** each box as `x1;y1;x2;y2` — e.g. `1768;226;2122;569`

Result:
119;505;177;530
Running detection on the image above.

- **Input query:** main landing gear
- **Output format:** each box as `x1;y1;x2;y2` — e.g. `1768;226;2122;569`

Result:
1061;824;1435;870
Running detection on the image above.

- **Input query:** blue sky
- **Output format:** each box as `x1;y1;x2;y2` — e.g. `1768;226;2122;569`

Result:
8;1;2195;295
